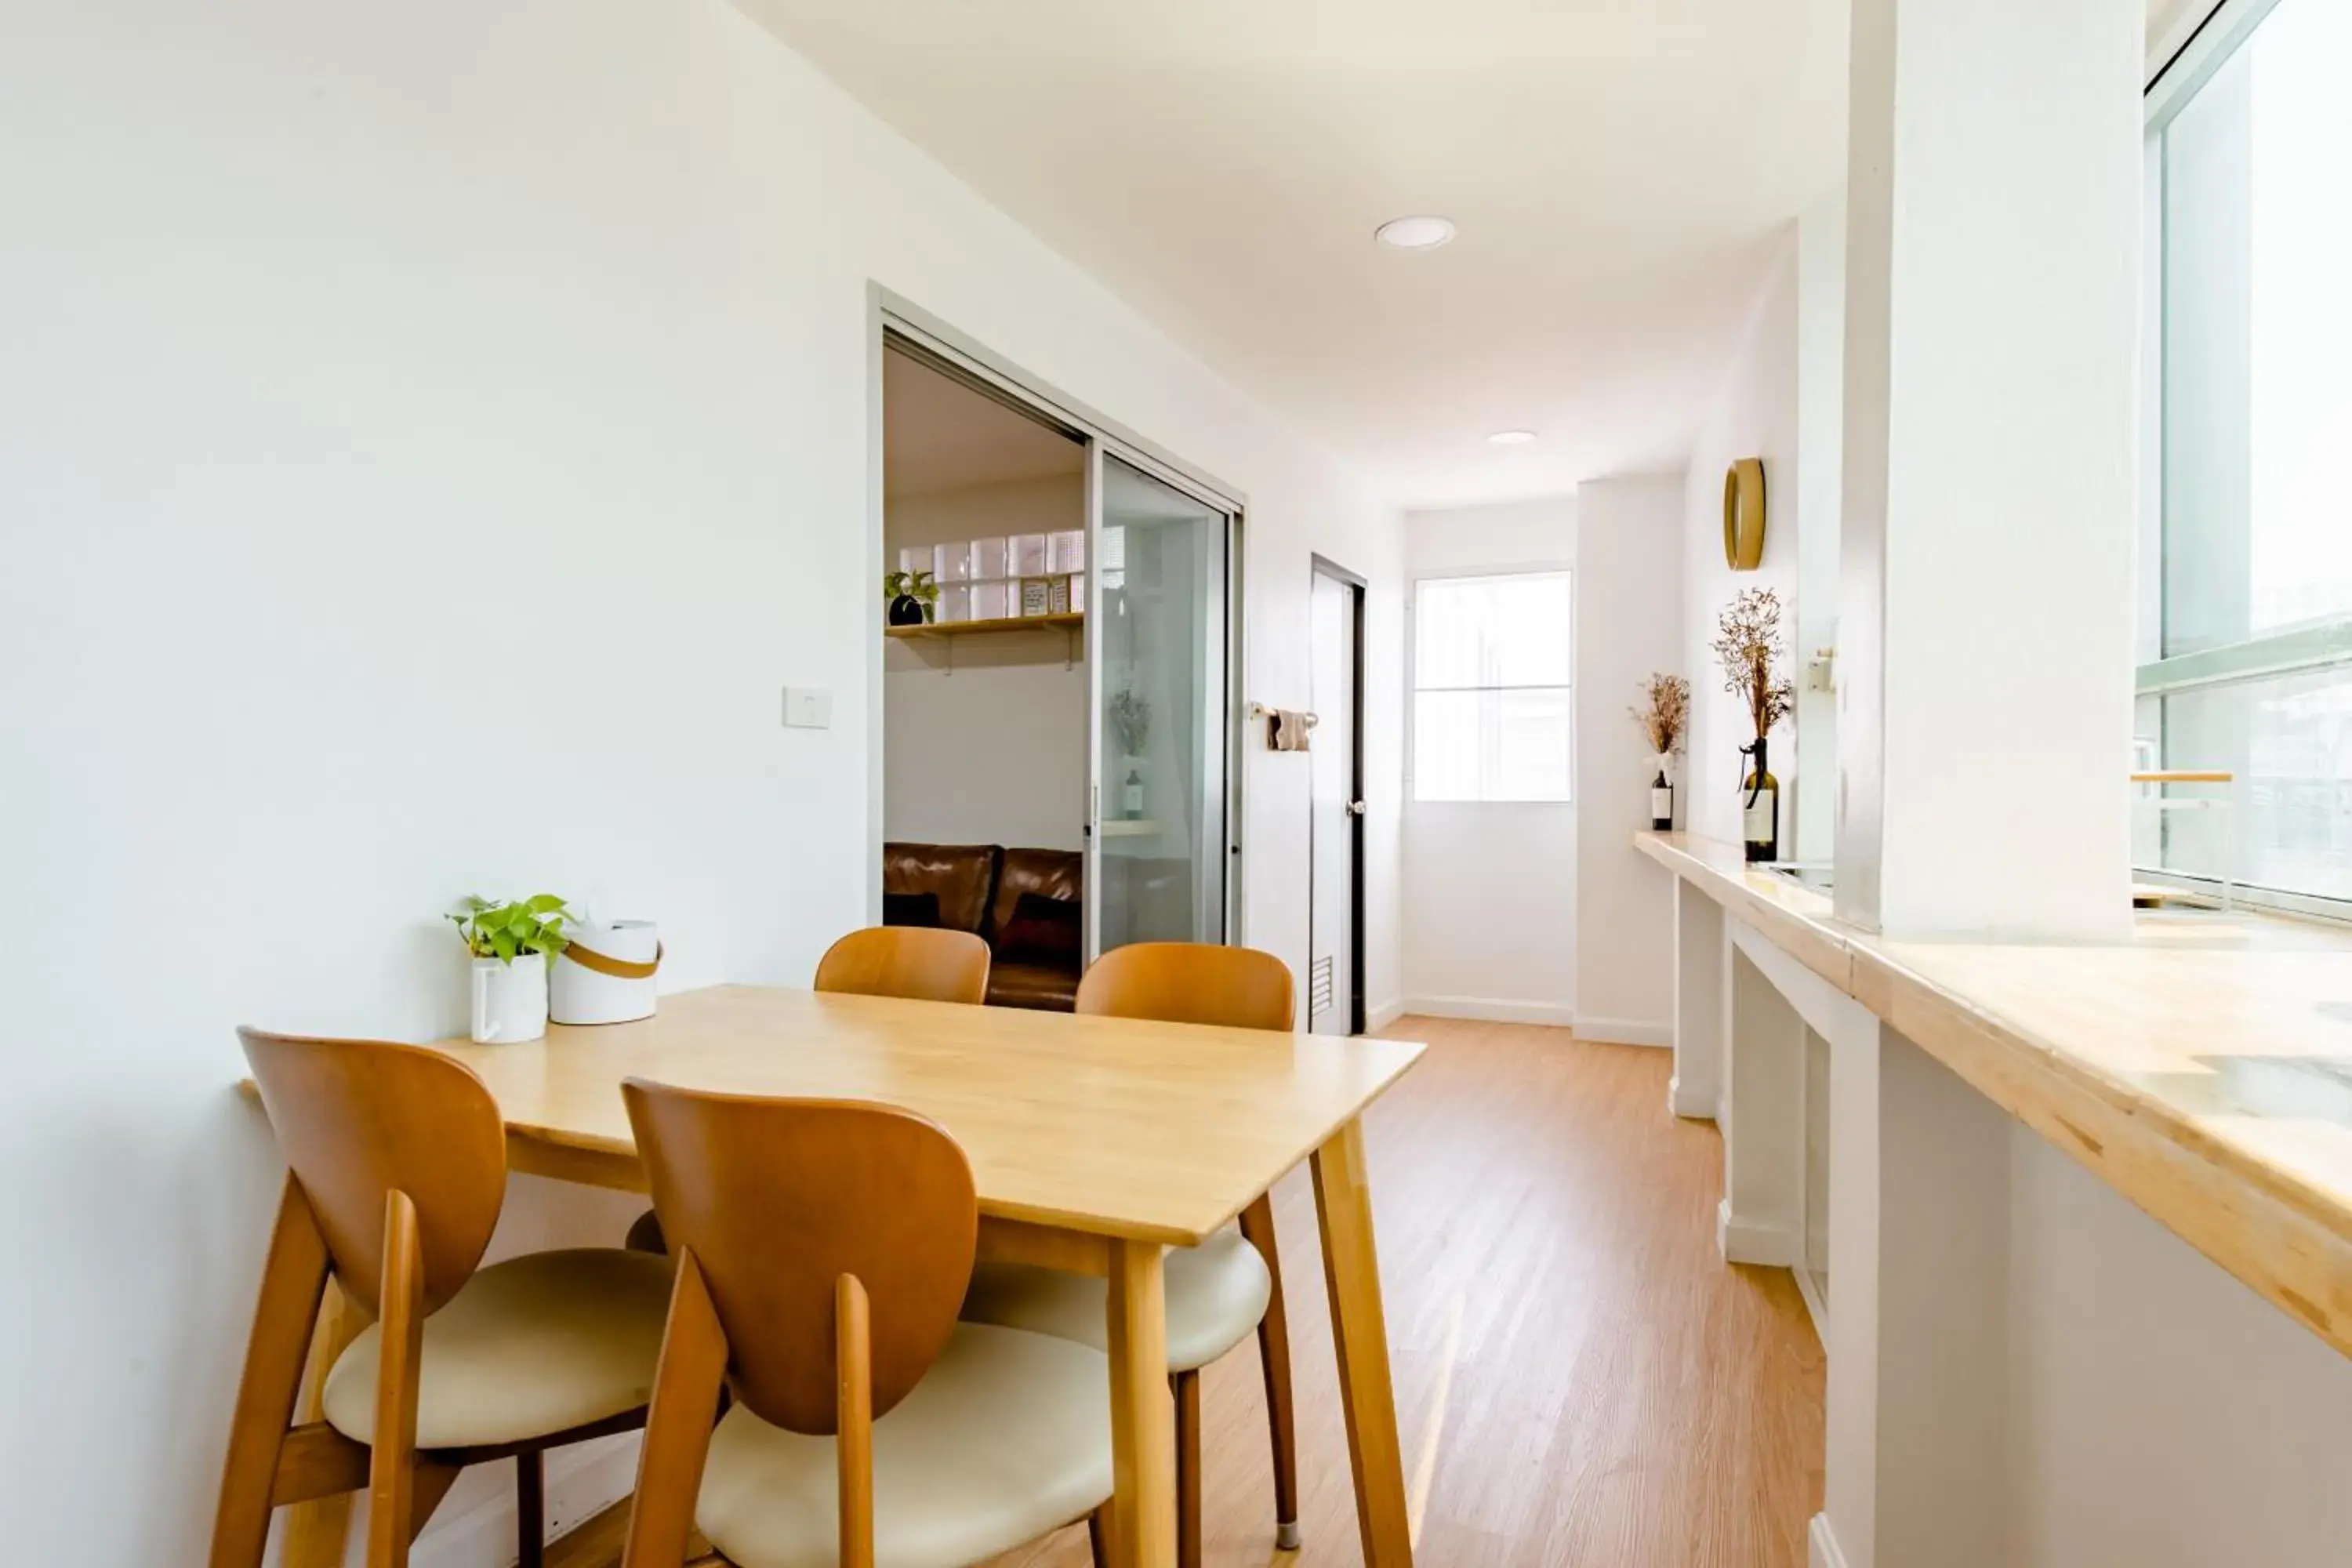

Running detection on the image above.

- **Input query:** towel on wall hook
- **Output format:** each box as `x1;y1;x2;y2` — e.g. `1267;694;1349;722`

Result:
1269;707;1316;752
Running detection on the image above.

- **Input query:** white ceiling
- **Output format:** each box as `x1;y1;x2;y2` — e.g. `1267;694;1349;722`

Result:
884;346;1083;500
761;1;2196;510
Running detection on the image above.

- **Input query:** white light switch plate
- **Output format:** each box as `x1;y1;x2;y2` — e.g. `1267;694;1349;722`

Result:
782;686;832;729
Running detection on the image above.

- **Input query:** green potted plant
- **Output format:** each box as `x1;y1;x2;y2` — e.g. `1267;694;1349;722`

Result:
448;894;572;1043
884;567;939;626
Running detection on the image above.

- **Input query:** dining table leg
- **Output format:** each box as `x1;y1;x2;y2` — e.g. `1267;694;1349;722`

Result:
1312;1116;1414;1566
1105;1237;1176;1568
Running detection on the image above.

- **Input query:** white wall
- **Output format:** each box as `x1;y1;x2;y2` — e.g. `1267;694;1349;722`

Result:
1572;476;1683;1045
1830;1025;2352;1568
1684;234;1802;846
0;2;1403;1560
884;475;1087;851
1682;212;1849;865
1400;500;1579;1025
2003;1128;2352;1566
1794;188;1848;864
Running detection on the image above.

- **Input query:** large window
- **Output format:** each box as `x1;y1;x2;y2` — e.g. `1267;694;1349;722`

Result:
2143;0;2352;909
1411;571;1572;802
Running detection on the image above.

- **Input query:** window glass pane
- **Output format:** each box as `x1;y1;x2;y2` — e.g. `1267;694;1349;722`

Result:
2161;0;2352;657
1414;573;1572;688
1413;688;1572;803
2158;668;2352;899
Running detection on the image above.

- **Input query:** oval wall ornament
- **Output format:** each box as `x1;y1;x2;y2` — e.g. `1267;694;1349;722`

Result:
1722;457;1767;571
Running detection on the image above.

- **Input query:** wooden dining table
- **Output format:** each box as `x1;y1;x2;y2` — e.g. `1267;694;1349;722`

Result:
274;983;1427;1568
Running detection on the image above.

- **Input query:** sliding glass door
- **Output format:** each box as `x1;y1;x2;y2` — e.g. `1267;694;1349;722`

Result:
1086;449;1232;956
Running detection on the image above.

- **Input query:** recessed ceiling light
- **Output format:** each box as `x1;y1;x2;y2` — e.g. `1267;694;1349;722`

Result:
1487;430;1537;446
1374;215;1456;250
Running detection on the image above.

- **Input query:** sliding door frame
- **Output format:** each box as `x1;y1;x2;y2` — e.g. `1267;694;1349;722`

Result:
866;285;1250;945
1310;554;1369;1035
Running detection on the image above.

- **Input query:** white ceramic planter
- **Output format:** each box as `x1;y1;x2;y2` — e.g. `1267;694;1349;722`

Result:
470;955;549;1044
550;920;661;1025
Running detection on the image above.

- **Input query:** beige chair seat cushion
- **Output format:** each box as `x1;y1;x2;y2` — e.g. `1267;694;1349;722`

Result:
321;1247;673;1450
960;1223;1272;1374
697;1321;1111;1568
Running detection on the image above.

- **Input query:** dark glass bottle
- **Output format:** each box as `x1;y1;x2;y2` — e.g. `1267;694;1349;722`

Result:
1740;736;1779;862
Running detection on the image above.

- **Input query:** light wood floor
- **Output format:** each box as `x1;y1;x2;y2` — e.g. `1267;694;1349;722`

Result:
555;1018;1823;1567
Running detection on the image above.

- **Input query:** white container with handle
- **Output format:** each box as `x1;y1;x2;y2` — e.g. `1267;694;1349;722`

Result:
550;920;662;1025
470;956;550;1044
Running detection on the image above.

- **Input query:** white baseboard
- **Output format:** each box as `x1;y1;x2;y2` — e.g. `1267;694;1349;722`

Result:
1668;1073;1717;1120
410;1433;639;1568
1808;1511;1850;1568
1391;1000;1668;1041
1367;996;1406;1032
1718;1199;1804;1269
1399;994;1577;1028
1574;1016;1671;1048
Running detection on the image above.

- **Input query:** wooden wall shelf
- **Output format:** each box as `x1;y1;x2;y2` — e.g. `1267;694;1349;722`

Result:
886;613;1082;640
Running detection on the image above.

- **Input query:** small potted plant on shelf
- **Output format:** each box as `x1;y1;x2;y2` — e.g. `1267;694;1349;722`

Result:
884;567;939;626
1631;673;1691;830
448;894;572;1044
1711;587;1795;862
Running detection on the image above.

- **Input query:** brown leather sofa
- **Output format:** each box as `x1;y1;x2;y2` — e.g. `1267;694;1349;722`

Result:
881;841;1083;1011
880;842;998;936
982;848;1083;1011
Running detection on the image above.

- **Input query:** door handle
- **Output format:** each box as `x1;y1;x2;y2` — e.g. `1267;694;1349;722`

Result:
1345;800;1367;817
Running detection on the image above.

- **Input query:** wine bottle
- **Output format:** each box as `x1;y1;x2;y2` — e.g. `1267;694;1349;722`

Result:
1123;767;1145;819
1650;759;1674;831
1740;736;1779;862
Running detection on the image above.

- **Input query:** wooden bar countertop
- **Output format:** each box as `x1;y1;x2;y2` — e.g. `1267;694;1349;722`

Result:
1637;829;2352;1359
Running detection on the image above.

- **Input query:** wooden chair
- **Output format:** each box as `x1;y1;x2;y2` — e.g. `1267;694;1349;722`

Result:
961;942;1303;1562
617;1081;1114;1567
623;925;993;1255
215;1029;674;1568
812;925;991;1004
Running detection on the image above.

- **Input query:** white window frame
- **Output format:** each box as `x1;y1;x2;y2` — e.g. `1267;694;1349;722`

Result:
2139;0;2352;920
1406;564;1576;805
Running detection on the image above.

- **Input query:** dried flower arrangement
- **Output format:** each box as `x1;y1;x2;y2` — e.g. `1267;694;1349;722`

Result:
1711;586;1795;741
1107;681;1150;758
1631;673;1691;755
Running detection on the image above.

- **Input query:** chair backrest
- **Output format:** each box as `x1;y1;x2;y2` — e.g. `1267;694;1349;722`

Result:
621;1081;977;1434
813;926;991;1005
1076;942;1296;1032
238;1028;507;1318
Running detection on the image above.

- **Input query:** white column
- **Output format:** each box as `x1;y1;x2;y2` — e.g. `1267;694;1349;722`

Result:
1722;937;1806;1267
1669;878;1726;1119
1794;187;1847;866
1835;0;2143;939
1869;1030;2013;1568
1824;2;2145;1562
